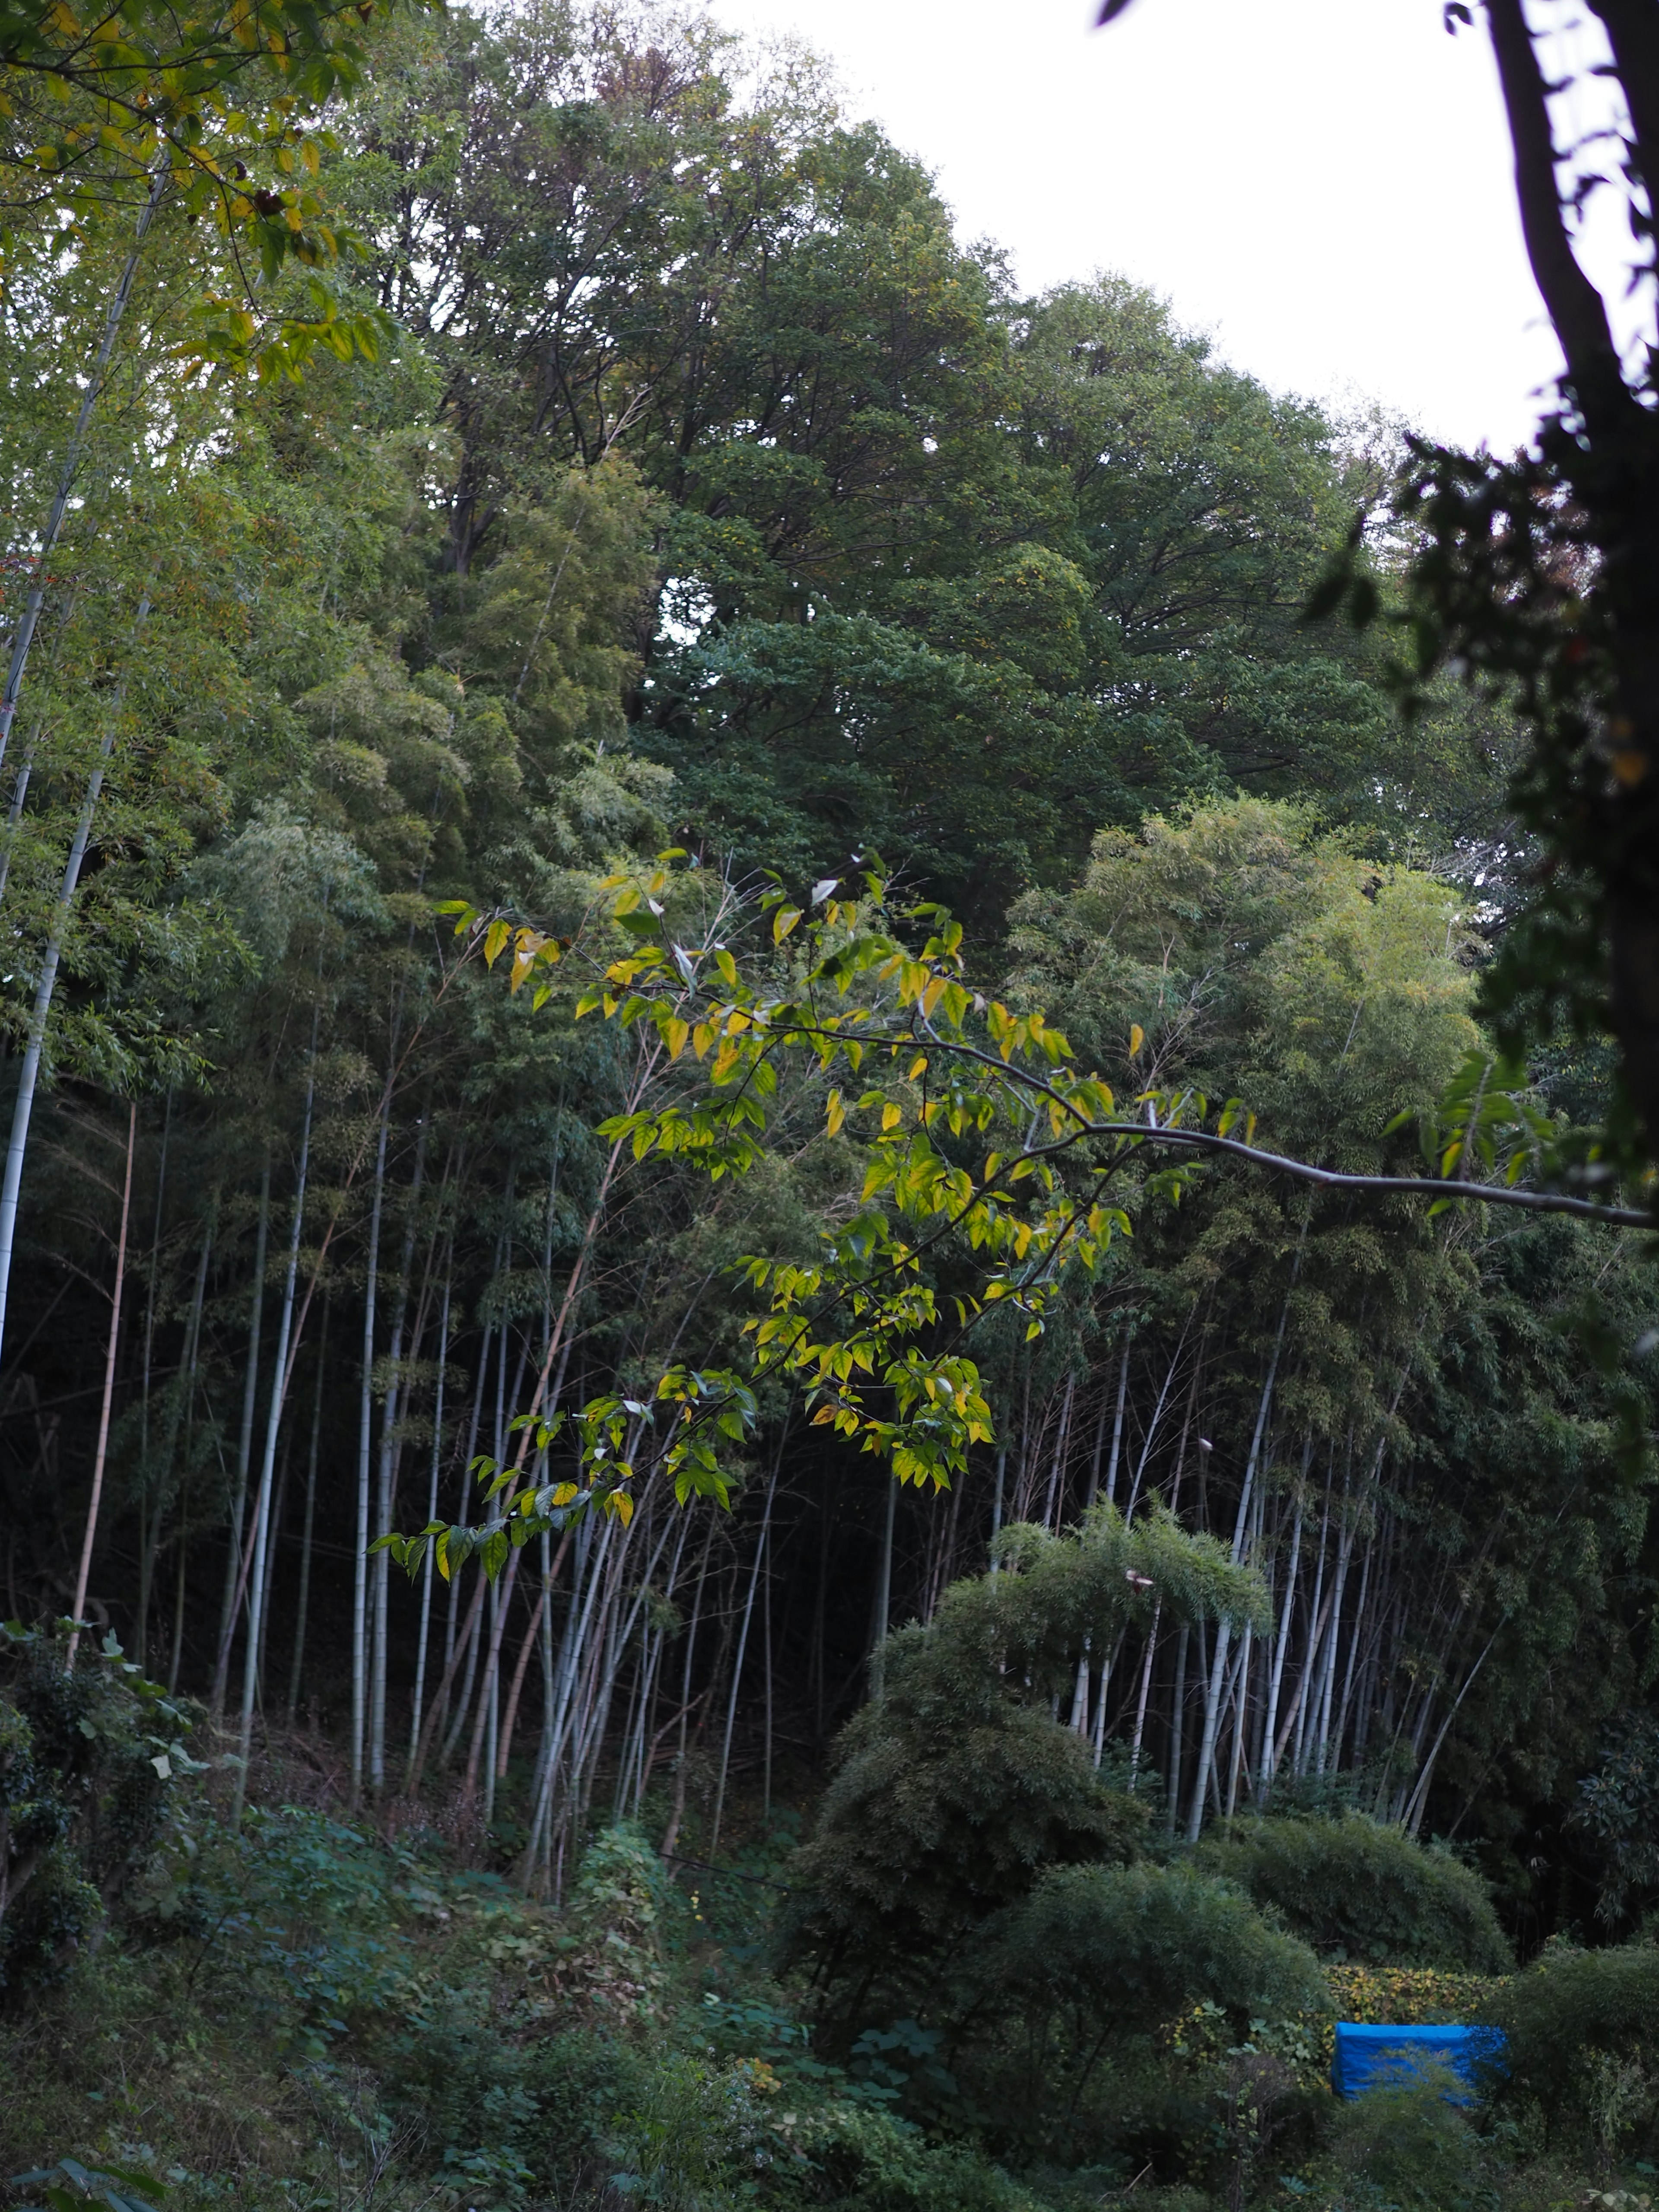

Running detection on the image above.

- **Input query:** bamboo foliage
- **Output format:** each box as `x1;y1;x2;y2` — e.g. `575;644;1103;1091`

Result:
0;0;1652;1899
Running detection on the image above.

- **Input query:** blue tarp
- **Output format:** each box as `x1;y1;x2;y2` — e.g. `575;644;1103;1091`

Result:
1332;2021;1506;2101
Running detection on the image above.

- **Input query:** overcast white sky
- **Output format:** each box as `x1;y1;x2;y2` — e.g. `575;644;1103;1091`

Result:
705;0;1568;454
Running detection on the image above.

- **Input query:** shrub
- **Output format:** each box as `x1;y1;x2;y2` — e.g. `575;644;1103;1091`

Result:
181;1804;414;2054
376;1955;540;2161
563;1819;672;2018
785;1693;1144;2005
1195;1813;1513;1971
782;2101;1046;2212
784;1509;1262;2014
1488;1940;1659;2154
985;1861;1326;2037
963;1860;1326;2137
1573;1709;1659;1928
517;2025;648;2191
1321;1962;1508;2025
1318;2069;1490;2211
605;2050;785;2212
0;1842;101;2004
0;1628;196;2002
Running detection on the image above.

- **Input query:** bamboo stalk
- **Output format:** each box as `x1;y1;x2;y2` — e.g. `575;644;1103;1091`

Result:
133;1090;173;1670
286;1318;327;1723
0;583;154;1370
712;1446;782;1852
352;1077;392;1799
213;1160;271;1715
66;1100;137;1666
234;1035;318;1819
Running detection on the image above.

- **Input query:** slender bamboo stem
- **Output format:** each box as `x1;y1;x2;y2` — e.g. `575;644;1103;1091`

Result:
234;1035;318;1818
286;1317;327;1723
66;1100;137;1666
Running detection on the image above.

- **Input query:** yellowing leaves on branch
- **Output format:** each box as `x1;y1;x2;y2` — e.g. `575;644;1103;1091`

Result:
404;807;1651;1574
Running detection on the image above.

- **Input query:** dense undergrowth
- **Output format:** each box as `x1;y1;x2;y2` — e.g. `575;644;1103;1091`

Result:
3;1707;1657;2212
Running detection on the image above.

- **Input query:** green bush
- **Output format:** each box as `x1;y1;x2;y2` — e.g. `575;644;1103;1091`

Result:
785;1691;1144;2006
784;1509;1262;2014
1318;2069;1491;2211
605;2050;782;2212
985;1861;1326;2037
376;1956;541;2166
1573;1710;1659;1928
956;1861;1325;2145
522;2026;652;2190
181;1805;417;2055
0;1842;101;2005
0;1629;196;2002
783;2101;1045;2212
1195;1813;1513;1971
1488;1941;1659;2154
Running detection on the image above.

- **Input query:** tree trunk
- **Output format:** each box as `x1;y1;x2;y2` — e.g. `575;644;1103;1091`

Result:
133;1091;172;1670
286;1316;327;1723
370;1114;427;1793
1260;1447;1308;1800
712;1448;781;1851
1185;1278;1292;1840
352;1079;392;1799
662;1516;717;1862
212;1159;270;1715
0;167;167;766
1165;1621;1190;1834
233;1042;317;1818
67;1100;137;1666
407;1271;451;1777
1128;1601;1161;1791
1101;1330;1132;1508
1481;0;1659;1153
141;1187;212;1682
867;1475;897;1697
0;591;153;1370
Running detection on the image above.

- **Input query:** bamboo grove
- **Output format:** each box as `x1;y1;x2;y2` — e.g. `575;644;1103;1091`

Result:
0;0;1654;1938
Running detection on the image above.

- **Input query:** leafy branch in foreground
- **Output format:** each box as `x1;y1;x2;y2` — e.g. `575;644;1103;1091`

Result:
384;858;1654;1583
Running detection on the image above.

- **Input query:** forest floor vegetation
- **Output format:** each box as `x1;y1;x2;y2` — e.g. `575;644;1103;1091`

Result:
1;1731;1653;2212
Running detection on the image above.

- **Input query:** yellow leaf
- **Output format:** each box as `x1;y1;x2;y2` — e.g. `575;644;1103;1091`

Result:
611;1488;635;1526
507;930;544;991
826;1089;845;1137
881;1101;902;1132
907;1053;927;1081
772;905;803;944
1129;1023;1144;1057
664;1017;690;1060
